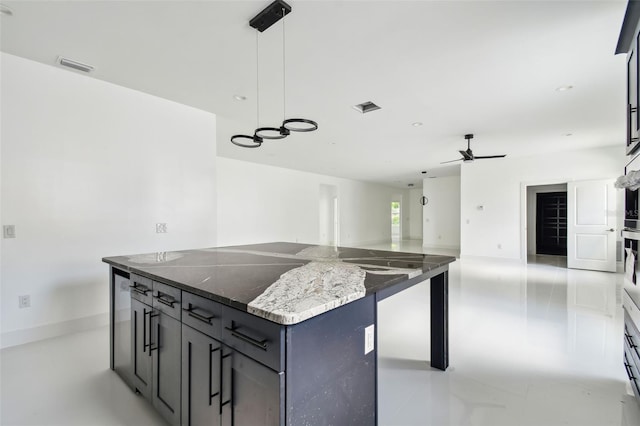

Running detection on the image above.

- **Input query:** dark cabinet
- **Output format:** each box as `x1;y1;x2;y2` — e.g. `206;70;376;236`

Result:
129;274;182;425
111;273;375;425
111;268;133;388
131;297;153;399
629;40;639;155
619;1;640;155
181;325;222;426
181;324;283;426
624;308;640;398
228;349;284;426
152;312;182;425
151;281;182;425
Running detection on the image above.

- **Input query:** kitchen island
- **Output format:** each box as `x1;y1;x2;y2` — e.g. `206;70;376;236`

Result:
104;242;455;425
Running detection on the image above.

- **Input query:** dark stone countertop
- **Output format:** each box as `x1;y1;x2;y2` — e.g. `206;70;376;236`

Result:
103;242;455;325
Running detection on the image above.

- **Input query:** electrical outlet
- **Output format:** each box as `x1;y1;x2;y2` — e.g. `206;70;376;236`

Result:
3;225;16;238
156;223;167;233
19;295;30;308
364;324;375;355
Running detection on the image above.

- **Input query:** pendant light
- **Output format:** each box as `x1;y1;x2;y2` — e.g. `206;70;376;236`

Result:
231;0;318;148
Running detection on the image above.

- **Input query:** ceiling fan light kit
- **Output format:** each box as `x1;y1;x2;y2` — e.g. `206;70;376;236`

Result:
231;0;318;148
441;133;507;164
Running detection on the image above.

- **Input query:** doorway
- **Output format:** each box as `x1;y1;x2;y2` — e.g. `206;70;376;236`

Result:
391;201;401;241
536;192;567;256
319;184;339;246
525;183;568;261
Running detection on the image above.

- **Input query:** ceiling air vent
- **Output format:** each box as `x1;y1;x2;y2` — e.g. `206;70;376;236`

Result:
57;56;94;73
352;101;381;114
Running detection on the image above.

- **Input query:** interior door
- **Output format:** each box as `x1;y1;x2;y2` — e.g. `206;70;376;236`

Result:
567;179;616;272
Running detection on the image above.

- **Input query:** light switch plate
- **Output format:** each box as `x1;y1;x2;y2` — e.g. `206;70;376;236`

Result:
364;324;375;355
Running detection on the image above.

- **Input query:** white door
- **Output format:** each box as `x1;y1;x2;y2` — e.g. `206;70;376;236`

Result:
567;179;616;272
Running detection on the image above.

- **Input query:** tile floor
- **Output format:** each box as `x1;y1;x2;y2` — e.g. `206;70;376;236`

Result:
1;240;640;425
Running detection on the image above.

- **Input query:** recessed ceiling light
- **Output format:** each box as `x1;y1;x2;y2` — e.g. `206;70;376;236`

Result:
233;95;247;101
412;122;423;127
555;85;573;92
0;4;13;16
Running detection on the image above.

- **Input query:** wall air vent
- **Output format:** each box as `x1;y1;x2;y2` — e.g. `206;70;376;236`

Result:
56;56;94;73
352;101;381;114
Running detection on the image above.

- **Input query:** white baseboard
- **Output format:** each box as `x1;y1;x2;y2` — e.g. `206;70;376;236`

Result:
422;243;460;250
1;312;109;349
459;254;524;264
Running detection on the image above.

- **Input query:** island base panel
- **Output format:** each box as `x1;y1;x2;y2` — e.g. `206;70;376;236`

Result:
286;295;376;426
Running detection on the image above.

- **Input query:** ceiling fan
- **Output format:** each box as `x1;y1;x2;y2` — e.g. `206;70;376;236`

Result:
441;134;506;164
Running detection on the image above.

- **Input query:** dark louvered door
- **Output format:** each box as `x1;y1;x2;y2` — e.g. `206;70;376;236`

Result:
536;192;567;256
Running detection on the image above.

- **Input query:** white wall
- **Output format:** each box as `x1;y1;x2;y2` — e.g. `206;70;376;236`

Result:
408;188;423;240
422;176;461;250
216;157;407;247
1;53;217;347
460;146;624;260
526;183;568;255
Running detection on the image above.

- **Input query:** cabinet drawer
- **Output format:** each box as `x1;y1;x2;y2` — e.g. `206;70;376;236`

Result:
623;290;640;327
182;292;222;340
130;274;153;305
152;281;182;320
625;312;640;366
222;306;284;372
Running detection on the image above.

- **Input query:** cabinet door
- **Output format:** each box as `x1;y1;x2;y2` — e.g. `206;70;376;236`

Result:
629;42;639;152
131;298;152;399
222;349;284;426
182;325;222;426
152;312;182;426
113;270;132;388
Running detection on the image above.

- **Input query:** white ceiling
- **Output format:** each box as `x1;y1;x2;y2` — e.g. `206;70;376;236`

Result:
0;0;628;188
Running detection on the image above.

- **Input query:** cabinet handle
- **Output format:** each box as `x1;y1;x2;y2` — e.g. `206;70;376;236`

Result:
625;362;636;380
626;332;636;348
220;350;233;416
154;292;176;308
143;309;148;353
183;305;215;324
225;326;268;351
156;322;160;351
130;284;150;296
209;346;221;406
146;310;159;355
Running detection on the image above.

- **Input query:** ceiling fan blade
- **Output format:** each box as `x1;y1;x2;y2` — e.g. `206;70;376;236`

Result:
474;154;506;159
440;158;463;164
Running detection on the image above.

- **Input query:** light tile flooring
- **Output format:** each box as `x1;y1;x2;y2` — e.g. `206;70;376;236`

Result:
1;240;640;425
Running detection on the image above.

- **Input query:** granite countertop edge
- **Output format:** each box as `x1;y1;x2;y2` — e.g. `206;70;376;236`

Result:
103;244;456;326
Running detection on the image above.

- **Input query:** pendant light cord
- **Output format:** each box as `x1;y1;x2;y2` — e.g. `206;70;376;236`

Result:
282;7;286;121
256;31;260;128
